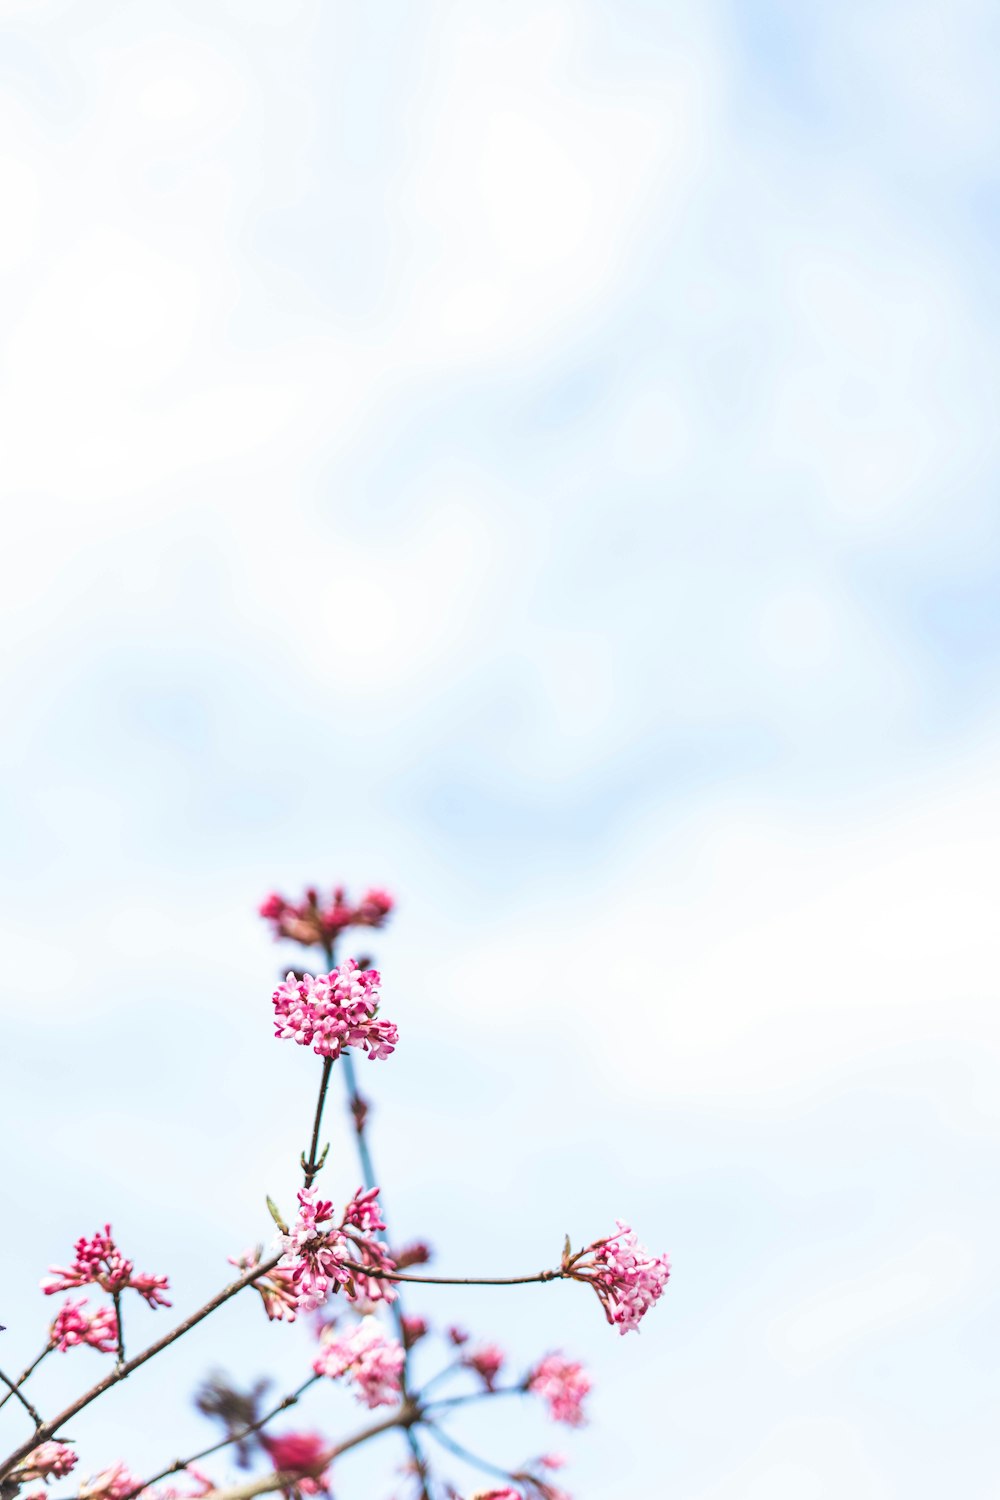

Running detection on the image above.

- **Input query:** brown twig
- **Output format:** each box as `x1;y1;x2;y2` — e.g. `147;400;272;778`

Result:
0;1368;43;1429
0;1347;51;1415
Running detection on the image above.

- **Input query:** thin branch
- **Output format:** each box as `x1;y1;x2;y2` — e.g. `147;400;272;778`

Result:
425;1422;518;1484
0;1348;50;1414
0;1256;282;1480
423;1385;524;1414
120;1375;323;1500
0;1368;42;1430
302;1056;334;1188
113;1290;125;1368
342;1263;563;1288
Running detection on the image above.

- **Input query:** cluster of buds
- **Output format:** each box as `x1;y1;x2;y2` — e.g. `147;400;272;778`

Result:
561;1222;670;1334
271;961;398;1061
42;1227;170;1310
10;1442;78;1485
277;1186;397;1312
48;1298;119;1354
259;886;394;949
463;1343;506;1391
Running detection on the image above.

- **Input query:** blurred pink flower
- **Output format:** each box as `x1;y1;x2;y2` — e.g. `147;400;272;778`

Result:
463;1343;505;1391
78;1461;142;1500
527;1356;590;1426
313;1315;404;1407
259;1432;331;1494
259;885;394;948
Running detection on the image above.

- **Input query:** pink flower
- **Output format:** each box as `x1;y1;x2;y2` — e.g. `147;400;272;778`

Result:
279;1186;398;1312
272;962;398;1062
259;1432;331;1494
463;1343;505;1390
313;1315;405;1408
49;1297;118;1354
447;1325;470;1346
259;885;395;948
527;1356;590;1427
229;1248;301;1322
78;1463;143;1500
42;1226;171;1310
566;1221;670;1334
14;1443;78;1483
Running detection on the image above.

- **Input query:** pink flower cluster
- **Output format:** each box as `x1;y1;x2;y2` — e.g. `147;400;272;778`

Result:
278;1186;397;1312
260;885;394;948
568;1221;670;1335
312;1315;404;1408
272;962;398;1061
229;1247;301;1322
14;1442;78;1483
527;1355;591;1427
42;1226;171;1310
49;1297;119;1354
259;1432;331;1495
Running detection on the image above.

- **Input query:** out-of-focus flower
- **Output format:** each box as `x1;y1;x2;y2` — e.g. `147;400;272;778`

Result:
400;1314;428;1349
228;1248;301;1322
279;1187;397;1312
144;1466;214;1500
259;1432;331;1495
195;1373;272;1469
49;1297;118;1354
527;1356;590;1426
463;1343;505;1390
78;1461;142;1500
565;1221;670;1334
313;1315;404;1408
259;886;395;949
272;963;398;1062
42;1227;170;1310
13;1443;78;1483
394;1241;432;1270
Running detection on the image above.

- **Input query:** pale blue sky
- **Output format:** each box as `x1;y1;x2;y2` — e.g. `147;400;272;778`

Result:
2;3;999;1497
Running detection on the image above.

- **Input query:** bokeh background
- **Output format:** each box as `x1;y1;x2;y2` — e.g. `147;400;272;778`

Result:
2;2;999;1496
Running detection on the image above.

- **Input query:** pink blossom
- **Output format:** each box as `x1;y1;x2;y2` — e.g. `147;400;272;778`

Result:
259;885;395;948
447;1325;470;1346
49;1297;118;1354
42;1227;170;1310
78;1463;143;1500
279;1186;398;1312
259;1432;331;1494
229;1248;301;1322
463;1343;505;1390
527;1356;590;1427
313;1315;405;1408
272;962;398;1062
567;1221;670;1334
14;1443;78;1483
394;1240;432;1270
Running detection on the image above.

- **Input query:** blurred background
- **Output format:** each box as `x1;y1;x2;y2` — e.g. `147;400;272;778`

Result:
2;2;998;1496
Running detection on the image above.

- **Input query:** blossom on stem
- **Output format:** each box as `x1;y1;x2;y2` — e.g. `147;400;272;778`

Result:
259;1432;331;1495
527;1356;590;1427
78;1463;143;1500
259;885;395;948
279;1186;398;1312
13;1443;78;1483
565;1221;670;1335
271;962;398;1062
41;1226;171;1309
313;1315;405;1408
463;1343;505;1390
49;1297;118;1354
228;1248;301;1322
